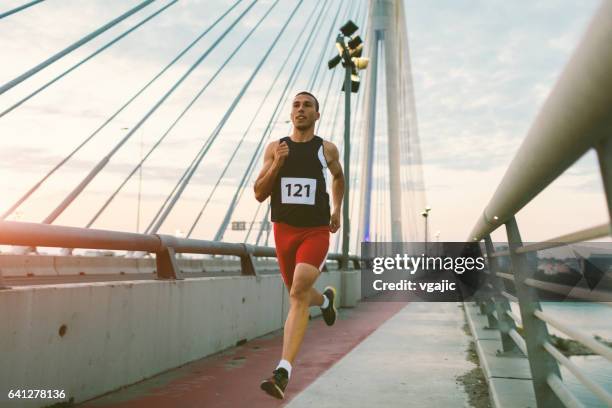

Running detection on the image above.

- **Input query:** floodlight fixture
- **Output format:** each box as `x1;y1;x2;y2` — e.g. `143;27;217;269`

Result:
347;35;362;50
340;20;359;36
328;54;342;69
328;36;347;69
352;57;369;70
350;43;364;58
335;39;344;55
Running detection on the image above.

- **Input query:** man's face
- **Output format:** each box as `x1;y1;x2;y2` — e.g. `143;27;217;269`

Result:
291;94;320;130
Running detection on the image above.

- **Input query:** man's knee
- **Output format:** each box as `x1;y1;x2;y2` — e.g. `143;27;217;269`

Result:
289;287;309;305
289;263;320;304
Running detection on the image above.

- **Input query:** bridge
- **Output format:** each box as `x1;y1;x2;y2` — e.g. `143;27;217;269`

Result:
0;0;611;407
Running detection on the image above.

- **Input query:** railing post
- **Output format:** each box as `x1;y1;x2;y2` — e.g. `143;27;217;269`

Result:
505;216;562;407
0;268;9;290
240;244;257;276
154;235;183;280
479;291;498;329
474;248;497;326
484;235;519;353
596;137;612;230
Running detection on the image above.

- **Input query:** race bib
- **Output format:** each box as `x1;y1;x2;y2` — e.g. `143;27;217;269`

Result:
281;177;316;205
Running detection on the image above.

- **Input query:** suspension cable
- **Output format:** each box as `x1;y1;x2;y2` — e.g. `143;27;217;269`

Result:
0;0;243;221
41;0;259;225
250;0;354;245
195;0;340;242
0;0;179;118
244;201;263;243
307;1;344;91
185;1;297;239
255;204;270;246
234;0;337;244
0;0;156;95
252;4;343;247
150;1;318;236
147;0;304;235
242;6;344;246
213;0;329;241
88;0;279;229
0;0;45;20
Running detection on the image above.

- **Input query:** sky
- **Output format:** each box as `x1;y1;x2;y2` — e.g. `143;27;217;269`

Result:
0;0;607;251
403;0;606;243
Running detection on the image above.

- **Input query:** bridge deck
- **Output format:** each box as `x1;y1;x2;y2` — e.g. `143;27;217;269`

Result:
78;301;474;407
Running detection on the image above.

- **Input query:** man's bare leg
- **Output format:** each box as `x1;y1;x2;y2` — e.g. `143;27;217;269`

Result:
309;287;324;307
282;262;320;364
260;264;337;399
286;286;323;307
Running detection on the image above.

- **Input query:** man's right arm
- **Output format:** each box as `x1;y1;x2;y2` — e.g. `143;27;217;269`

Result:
254;141;287;202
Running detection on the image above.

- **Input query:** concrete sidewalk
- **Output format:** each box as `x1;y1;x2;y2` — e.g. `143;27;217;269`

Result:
287;302;474;407
463;302;537;408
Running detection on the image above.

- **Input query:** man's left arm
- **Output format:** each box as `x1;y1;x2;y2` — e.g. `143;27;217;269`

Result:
324;141;344;233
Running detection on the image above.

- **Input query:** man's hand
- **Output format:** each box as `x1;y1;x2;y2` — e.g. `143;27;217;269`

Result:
254;141;289;202
329;209;341;233
273;141;289;167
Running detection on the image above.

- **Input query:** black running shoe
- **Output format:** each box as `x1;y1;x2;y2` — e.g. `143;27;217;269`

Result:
260;368;289;399
321;286;337;326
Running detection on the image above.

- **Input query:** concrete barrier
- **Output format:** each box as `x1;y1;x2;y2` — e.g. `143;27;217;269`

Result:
136;257;155;274
0;269;354;407
0;254;336;278
54;256;141;276
176;257;204;273
0;254;57;277
340;269;361;307
0;255;251;277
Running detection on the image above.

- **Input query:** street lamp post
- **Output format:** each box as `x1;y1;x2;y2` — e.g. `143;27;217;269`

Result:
328;20;369;269
421;206;431;255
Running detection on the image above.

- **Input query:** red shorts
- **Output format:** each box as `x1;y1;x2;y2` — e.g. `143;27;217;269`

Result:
273;222;330;287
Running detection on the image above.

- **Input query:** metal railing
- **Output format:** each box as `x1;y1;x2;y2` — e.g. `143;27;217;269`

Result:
0;220;360;284
469;2;612;407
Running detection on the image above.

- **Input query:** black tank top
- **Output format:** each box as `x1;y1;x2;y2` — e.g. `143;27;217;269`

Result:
270;136;331;227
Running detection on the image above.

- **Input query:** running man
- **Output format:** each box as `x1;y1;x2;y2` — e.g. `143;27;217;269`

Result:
254;91;345;399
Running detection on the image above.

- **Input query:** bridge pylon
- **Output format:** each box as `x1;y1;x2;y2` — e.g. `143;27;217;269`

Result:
358;0;424;244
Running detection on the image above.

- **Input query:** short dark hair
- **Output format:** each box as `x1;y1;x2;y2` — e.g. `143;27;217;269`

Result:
295;91;319;112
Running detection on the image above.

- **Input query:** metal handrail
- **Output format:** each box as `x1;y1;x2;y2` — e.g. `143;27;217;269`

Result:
506;310;522;326
468;4;612;406
546;374;585;408
0;220;360;280
508;328;527;356
469;1;612;241
516;224;609;254
523;279;612;304
500;291;518;304
543;341;612;406
496;272;515;281
534;310;612;362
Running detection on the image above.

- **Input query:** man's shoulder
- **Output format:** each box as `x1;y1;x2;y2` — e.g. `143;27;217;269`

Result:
321;139;338;152
267;138;284;149
320;139;339;162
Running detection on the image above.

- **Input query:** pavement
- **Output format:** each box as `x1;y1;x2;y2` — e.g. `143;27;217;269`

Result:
463;302;537;408
78;300;475;408
287;302;473;407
